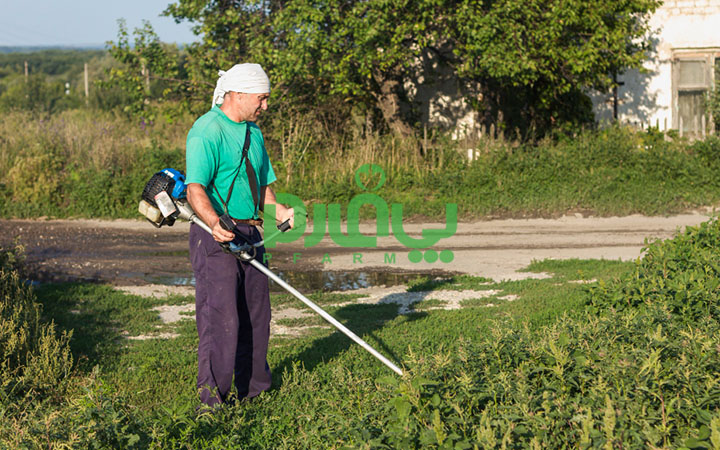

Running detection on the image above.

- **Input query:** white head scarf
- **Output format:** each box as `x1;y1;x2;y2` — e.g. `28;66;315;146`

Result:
212;63;271;106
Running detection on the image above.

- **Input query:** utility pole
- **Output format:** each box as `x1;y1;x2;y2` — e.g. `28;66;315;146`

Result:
141;63;150;94
24;60;28;82
84;62;89;104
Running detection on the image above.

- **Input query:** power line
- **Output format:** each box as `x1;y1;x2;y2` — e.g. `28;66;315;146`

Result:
0;26;40;46
0;17;89;46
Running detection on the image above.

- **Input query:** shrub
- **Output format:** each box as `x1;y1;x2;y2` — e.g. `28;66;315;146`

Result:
588;218;720;322
6;153;63;205
0;245;72;399
347;219;720;448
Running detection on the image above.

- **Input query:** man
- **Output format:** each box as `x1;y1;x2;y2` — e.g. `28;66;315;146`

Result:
185;63;294;408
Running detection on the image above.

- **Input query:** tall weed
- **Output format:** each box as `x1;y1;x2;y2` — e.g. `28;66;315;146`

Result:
588;218;720;321
0;109;188;217
2;110;720;219
0;246;72;400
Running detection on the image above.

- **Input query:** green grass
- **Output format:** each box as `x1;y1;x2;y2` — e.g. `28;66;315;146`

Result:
521;258;633;282
6;222;720;449
0;257;631;448
271;291;366;308
412;299;448;311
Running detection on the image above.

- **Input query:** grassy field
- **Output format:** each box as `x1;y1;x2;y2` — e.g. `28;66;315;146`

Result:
5;215;720;448
5;231;718;448
0;246;630;448
4;218;720;448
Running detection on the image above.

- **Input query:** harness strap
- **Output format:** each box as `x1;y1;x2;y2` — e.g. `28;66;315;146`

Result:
214;123;261;218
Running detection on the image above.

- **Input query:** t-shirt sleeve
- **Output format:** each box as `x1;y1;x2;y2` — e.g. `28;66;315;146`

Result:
185;134;217;187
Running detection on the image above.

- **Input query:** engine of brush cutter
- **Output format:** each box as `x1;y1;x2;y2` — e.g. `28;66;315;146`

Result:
139;168;260;258
138;168;187;227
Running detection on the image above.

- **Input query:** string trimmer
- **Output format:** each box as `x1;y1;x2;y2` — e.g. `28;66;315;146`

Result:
138;168;403;376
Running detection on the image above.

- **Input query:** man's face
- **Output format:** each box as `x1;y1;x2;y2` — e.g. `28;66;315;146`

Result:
232;92;269;122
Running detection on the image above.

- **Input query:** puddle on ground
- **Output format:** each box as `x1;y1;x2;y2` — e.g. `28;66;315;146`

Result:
270;270;432;292
143;270;441;292
141;250;191;258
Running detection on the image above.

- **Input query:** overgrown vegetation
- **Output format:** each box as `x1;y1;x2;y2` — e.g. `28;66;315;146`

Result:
3;219;720;448
357;220;720;448
1;29;717;222
3;4;719;447
1;109;719;219
0;243;72;402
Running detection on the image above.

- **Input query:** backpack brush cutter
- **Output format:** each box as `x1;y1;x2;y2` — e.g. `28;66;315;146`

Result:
139;168;403;376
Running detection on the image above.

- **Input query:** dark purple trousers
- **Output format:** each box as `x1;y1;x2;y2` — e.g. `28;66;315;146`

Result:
189;222;271;407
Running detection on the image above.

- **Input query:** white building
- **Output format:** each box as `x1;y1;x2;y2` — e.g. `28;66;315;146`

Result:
592;0;720;137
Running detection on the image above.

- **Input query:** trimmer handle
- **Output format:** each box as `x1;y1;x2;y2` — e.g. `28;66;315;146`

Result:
277;219;292;232
218;214;236;232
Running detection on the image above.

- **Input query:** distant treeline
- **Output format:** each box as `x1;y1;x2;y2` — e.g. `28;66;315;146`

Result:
0;49;140;114
0;49;106;79
0;46;104;54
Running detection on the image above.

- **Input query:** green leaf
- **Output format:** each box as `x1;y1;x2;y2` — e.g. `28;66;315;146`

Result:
390;398;412;418
684;438;705;449
698;425;711;441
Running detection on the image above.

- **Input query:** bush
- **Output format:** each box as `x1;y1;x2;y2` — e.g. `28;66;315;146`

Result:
0;245;72;399
348;219;720;448
6;153;63;206
588;218;720;322
0;74;82;115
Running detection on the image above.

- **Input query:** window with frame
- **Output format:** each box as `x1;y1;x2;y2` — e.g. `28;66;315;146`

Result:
673;51;719;137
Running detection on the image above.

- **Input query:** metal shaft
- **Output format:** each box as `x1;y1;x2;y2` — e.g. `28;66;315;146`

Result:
188;216;403;376
248;258;403;376
189;215;213;234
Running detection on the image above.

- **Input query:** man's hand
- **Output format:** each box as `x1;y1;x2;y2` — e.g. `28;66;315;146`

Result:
212;219;236;243
262;186;296;229
278;207;295;229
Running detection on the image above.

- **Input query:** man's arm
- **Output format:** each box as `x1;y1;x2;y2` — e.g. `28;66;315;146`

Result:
187;183;235;242
262;185;294;228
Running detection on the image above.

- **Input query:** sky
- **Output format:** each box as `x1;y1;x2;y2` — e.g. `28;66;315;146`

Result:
0;0;197;47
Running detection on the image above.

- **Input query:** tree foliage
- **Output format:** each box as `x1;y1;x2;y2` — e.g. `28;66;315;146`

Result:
103;20;190;120
0;49;105;80
154;0;660;136
453;0;661;135
709;63;720;132
0;49;106;115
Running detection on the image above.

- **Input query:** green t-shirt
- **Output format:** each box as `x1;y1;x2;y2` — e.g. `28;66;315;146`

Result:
185;105;276;219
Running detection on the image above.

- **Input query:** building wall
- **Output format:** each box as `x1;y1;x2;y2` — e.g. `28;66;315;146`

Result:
592;0;720;131
404;46;479;139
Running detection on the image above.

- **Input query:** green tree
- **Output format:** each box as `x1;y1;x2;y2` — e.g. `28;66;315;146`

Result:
452;0;661;136
266;0;450;135
0;74;78;115
163;0;452;133
161;0;659;137
103;20;185;119
162;0;275;114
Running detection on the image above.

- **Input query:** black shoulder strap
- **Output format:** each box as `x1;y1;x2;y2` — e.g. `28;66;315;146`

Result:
214;123;260;217
244;125;261;215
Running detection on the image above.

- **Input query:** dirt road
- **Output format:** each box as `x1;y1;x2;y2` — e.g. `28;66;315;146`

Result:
1;212;713;286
